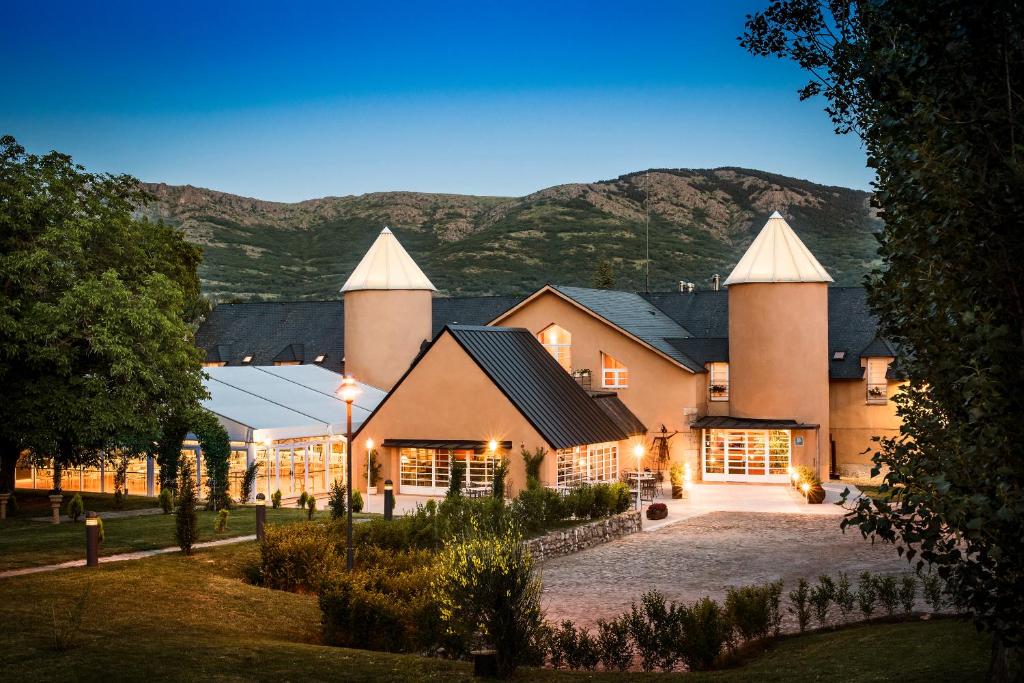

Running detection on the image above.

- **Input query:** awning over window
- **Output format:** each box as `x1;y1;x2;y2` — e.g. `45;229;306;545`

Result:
382;439;512;453
690;416;819;430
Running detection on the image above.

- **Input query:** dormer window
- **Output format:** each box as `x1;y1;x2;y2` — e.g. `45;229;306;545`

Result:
601;353;629;389
241;355;253;364
538;324;571;372
709;362;729;401
832;350;846;361
866;358;888;404
314;354;326;363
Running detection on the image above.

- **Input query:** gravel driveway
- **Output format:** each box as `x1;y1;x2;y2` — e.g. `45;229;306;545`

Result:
540;511;913;628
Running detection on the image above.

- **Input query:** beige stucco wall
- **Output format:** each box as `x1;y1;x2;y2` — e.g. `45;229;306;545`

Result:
728;282;831;479
343;289;432;391
353;331;556;495
829;359;903;479
494;290;704;473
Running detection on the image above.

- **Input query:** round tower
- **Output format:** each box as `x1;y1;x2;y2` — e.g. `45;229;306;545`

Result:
725;211;832;479
342;227;435;391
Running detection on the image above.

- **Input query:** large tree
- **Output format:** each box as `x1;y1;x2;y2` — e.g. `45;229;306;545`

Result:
741;1;1023;678
0;135;207;492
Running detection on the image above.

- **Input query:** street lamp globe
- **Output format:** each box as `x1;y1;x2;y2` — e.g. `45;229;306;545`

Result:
336;375;361;403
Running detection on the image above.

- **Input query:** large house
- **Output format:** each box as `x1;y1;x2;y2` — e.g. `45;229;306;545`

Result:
17;214;902;500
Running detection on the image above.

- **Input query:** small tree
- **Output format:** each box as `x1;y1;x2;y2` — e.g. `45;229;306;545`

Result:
521;447;546;490
788;578;811;632
193;409;231;510
66;493;84;522
175;459;198;555
306;496;316;520
591;259;616;289
240;461;259;502
158;488;173;514
492;457;509;499
328;480;347;519
447;461;465;498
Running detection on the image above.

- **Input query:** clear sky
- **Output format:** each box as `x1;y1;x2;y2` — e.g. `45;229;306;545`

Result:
2;1;871;202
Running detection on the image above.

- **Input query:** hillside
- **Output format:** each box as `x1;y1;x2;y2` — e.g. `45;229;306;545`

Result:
138;168;881;300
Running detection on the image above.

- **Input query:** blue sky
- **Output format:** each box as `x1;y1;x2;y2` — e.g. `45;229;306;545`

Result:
2;1;871;202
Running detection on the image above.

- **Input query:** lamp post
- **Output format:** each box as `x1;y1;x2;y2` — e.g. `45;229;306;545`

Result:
633;443;645;510
336;375;361;571
255;492;266;541
85;512;99;567
383;479;394;520
365;438;375;495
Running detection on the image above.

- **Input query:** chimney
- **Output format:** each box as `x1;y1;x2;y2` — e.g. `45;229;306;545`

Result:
678;281;695;293
711;274;721;291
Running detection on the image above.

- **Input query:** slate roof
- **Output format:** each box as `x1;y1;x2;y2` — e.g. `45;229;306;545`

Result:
691;415;820;430
195;296;524;374
445;325;630;450
664;337;729;366
550;286;703;372
589;392;647;436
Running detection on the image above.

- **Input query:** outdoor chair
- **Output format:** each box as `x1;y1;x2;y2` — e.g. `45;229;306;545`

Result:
641;479;656;504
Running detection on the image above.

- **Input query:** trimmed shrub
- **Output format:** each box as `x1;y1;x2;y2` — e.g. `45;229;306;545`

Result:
512;486;564;533
271;489;282;509
596;616;633;671
678;597;730;671
215;508;229;532
810;575;835;628
297;491;310;509
788;578;811;632
922;572;945;612
175;460;199;555
258;521;342;592
306;496;316;520
350;490;364;513
627;591;676;672
857;571;878;618
328;480;346;519
876;575;900;616
447;460;465;497
434;526;545;677
835;572;856;619
66;493;84;522
158;488;173;514
725;582;777;642
899;575;917;614
240;461;259;502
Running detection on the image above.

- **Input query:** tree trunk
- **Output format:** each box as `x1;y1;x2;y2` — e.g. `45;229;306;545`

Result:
0;437;19;492
988;639;1023;683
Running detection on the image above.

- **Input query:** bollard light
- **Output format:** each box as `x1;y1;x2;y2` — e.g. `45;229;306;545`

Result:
85;512;99;567
383;479;394;521
801;482;811;504
255;492;266;541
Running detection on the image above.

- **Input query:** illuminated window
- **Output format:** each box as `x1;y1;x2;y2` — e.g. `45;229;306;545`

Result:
241;355;253;364
538;324;571;372
703;429;790;478
866;358;888;404
273;361;300;366
202;361;227;368
314;354;326;363
601;353;629;388
708;362;729;401
557;443;619;486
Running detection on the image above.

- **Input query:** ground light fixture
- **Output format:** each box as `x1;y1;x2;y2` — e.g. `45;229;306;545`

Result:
85;512;99;567
255;493;266;541
383;479;394;521
335;375;362;571
365;437;375;495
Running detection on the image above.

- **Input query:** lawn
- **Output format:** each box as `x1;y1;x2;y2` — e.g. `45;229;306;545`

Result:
0;541;990;682
0;490;375;572
9;489;163;515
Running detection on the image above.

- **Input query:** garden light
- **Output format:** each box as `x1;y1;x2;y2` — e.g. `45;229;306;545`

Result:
85;512;99;567
255;493;266;540
336;375;361;403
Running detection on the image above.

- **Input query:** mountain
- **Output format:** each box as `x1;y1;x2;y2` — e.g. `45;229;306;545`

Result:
138;167;881;301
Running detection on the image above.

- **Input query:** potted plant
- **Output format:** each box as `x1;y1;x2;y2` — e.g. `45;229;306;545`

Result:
669;463;685;499
868;385;886;398
646;502;668;520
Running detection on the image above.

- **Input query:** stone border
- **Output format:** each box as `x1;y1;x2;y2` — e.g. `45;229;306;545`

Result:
525;510;642;561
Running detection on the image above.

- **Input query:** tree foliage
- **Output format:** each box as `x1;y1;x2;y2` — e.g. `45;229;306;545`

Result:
0;135;207;491
741;0;1024;667
591;259;616;289
193;408;231;510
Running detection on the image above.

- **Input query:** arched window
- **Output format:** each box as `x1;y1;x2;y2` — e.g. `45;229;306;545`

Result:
538;324;571;372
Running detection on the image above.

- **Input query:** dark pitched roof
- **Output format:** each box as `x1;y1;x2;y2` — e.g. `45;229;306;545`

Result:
195;296;524;373
550;286;703;372
643;287;894;380
446;325;629;450
589;392;647;436
691;416;819;430
860;336;896;358
664;337;729;367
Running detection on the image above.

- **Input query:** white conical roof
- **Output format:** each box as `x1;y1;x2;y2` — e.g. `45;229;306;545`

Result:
341;227;436;292
724;211;833;285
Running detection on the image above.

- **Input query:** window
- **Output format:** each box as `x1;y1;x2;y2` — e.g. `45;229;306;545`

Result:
601;353;629;388
538;324;571;372
273;360;301;366
708;362;729;401
241;355;253;364
314;354;326;363
866;358;888;404
202;361;227;368
703;429;790;479
556;443;618;486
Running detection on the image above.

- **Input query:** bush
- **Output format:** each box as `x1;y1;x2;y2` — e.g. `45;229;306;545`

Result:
258;521;342;592
565;484;595;519
216;508;229;532
551;621;599;671
876;575;900;616
350;490;364;513
793;465;820;486
297;491;309;509
328;480;346;519
678;597;730;671
512;487;564;534
447;460;465;498
158;488;173;514
521;446;546;490
857;571;878;618
271;489;282;509
175;460;198;555
319;547;444;652
306;496;316;520
922;572;945;612
725;582;779;642
788;578;811;632
810;575;835;628
492;457;509;499
899;575;917;614
626;590;679;672
434;526;545;678
240;461;259;502
66;493;84;522
835;572;856;619
596;616;633;671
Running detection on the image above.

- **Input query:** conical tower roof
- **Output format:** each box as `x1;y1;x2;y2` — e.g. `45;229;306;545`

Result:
341;227;437;292
724;211;833;285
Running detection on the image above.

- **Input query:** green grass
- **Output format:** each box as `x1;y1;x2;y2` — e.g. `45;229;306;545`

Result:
0;542;989;682
10;489;162;516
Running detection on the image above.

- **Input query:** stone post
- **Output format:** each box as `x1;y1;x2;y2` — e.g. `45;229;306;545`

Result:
49;493;63;524
0;492;10;520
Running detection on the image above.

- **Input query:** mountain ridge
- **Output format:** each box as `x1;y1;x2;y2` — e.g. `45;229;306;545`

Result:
137;166;880;301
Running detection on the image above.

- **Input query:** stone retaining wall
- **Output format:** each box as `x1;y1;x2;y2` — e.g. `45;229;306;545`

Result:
525;510;642;561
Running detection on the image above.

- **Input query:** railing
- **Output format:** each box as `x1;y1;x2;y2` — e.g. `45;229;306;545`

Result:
866;383;888;404
709;381;730;402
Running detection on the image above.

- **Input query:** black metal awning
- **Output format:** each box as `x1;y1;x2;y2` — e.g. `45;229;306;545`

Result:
381;439;513;453
690;416;819;430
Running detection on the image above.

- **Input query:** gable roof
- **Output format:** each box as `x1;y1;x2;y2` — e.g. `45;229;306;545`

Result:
341;227;436;292
590;392;647;436
195;296;525;373
664;337;729;366
724;211;833;285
